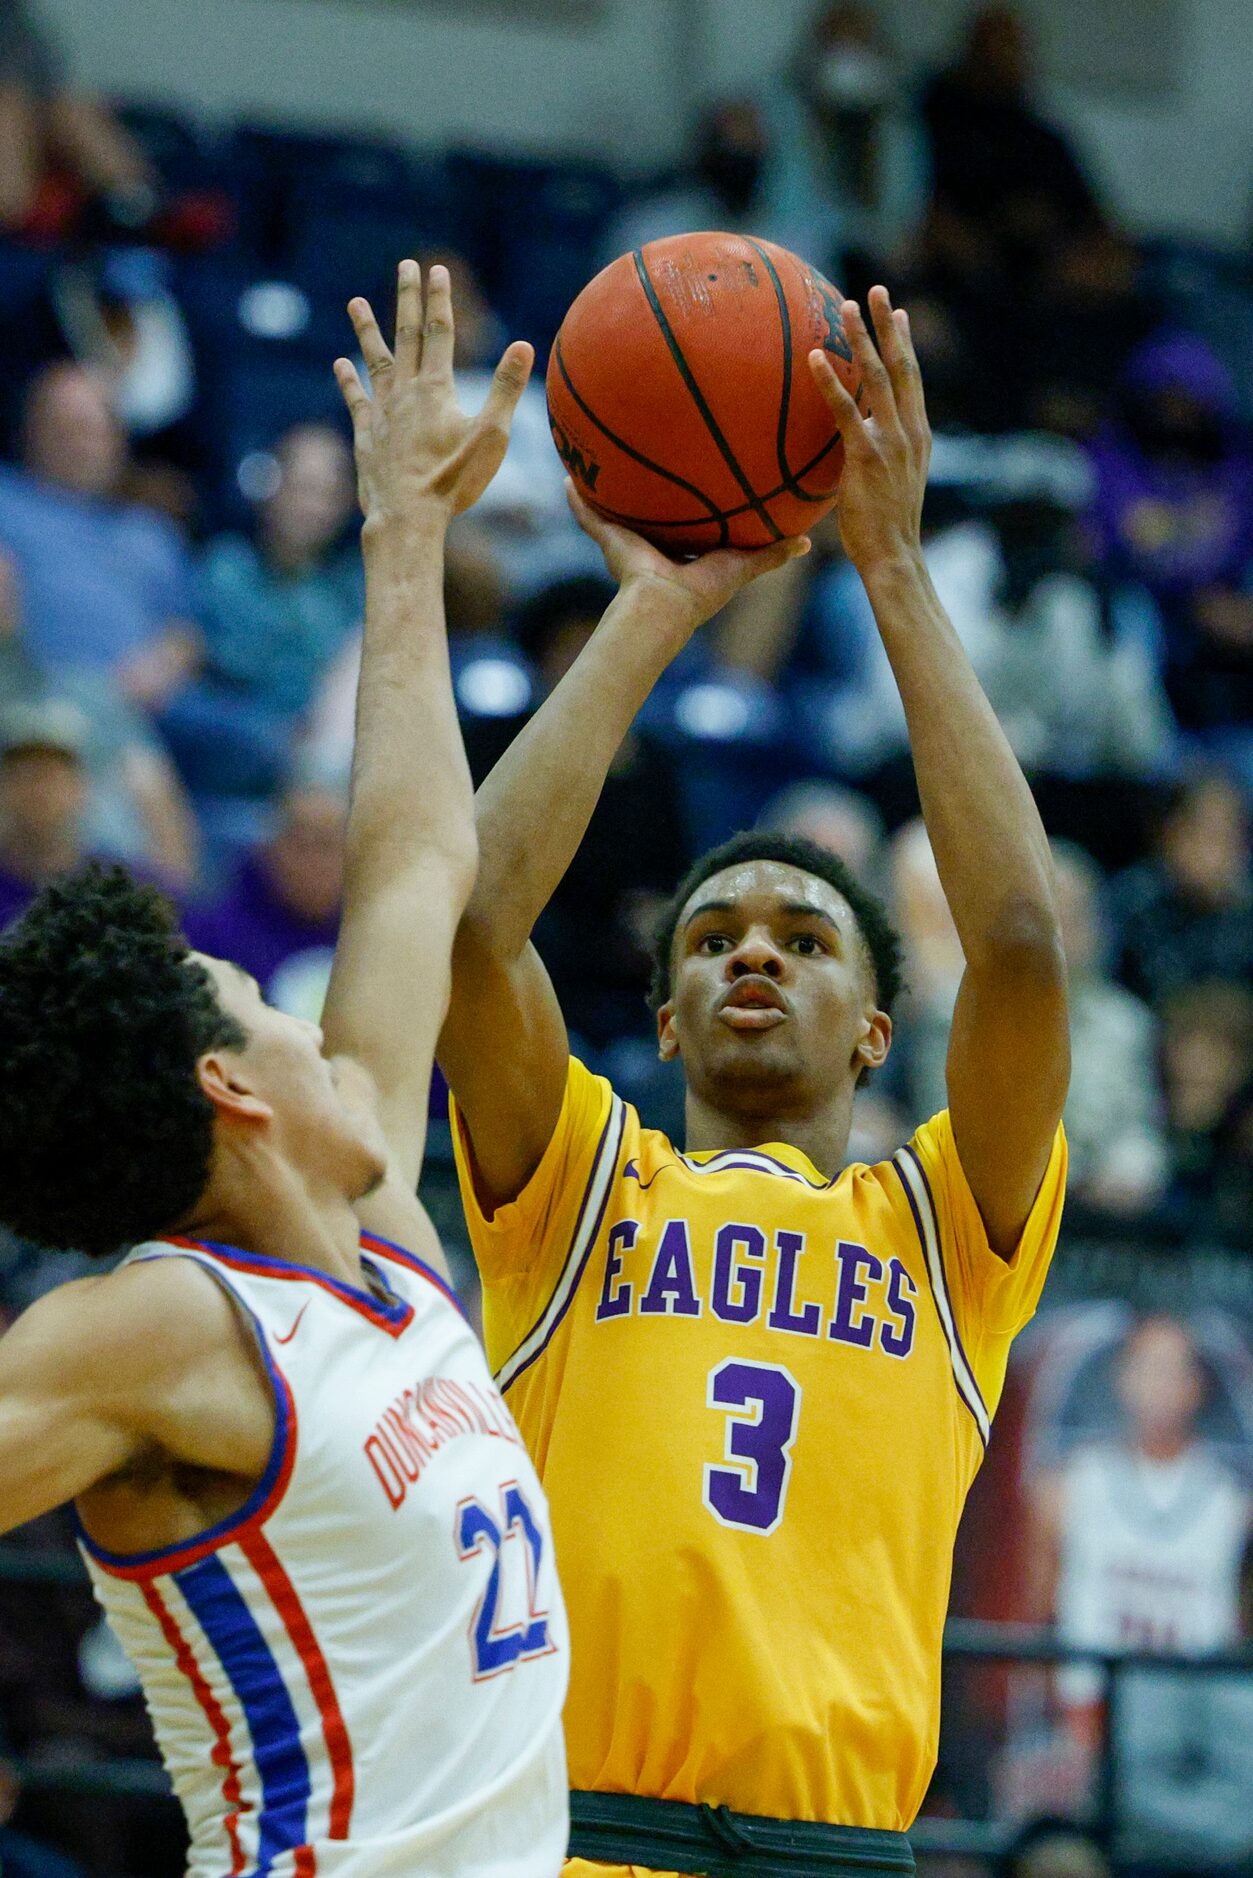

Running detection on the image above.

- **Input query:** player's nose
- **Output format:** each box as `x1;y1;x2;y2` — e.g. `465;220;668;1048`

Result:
728;933;784;977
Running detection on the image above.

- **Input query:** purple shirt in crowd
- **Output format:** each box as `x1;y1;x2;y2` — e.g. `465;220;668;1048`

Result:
184;853;339;995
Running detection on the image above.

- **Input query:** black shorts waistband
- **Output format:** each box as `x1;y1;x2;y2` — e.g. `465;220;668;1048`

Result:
568;1791;916;1877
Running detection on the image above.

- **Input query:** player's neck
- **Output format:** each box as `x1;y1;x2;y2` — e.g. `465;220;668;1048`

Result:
683;1089;853;1180
182;1144;367;1288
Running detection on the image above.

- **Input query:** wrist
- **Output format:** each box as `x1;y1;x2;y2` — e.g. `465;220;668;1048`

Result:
857;542;931;604
615;571;705;645
361;501;450;557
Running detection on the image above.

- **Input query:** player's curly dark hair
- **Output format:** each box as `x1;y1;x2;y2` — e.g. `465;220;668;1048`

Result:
0;865;246;1257
648;831;905;1017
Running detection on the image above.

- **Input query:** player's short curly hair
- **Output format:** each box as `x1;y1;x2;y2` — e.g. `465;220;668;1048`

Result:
648;831;905;1017
0;865;246;1257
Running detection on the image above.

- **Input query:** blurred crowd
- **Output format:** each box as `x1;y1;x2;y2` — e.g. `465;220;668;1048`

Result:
0;0;1250;1872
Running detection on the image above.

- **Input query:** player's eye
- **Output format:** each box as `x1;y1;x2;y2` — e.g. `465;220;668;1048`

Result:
698;933;732;954
791;933;826;956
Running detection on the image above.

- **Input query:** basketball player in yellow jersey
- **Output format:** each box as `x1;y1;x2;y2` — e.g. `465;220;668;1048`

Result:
437;288;1070;1878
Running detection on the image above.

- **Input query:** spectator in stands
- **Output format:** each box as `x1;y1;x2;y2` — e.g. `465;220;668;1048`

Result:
1110;769;1253;1005
162;423;362;798
1088;334;1253;755
759;1;929;287
0;363;199;704
0;696;195;929
1158;978;1253;1247
887;817;963;1120
758;779;885;881
599;100;774;263
184;775;345;1014
512;574;690;1048
0;0;228;249
1051;841;1167;1218
921;5;1144;428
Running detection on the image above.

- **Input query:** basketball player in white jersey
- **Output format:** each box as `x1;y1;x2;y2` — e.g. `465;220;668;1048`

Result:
0;264;570;1878
1028;1314;1251;1729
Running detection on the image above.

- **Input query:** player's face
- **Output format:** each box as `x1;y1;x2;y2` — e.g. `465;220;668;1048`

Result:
657;862;890;1116
195;956;389;1201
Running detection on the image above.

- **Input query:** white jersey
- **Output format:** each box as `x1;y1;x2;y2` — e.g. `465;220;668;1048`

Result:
1055;1441;1249;1700
80;1231;569;1878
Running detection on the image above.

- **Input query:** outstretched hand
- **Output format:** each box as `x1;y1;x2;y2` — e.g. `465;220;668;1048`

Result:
566;481;810;637
335;260;534;529
807;284;931;575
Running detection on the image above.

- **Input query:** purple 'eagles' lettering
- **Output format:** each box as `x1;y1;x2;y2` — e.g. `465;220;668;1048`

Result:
593;1216;918;1359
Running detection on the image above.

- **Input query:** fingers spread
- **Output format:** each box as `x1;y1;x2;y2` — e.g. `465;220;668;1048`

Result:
333;357;370;435
419;262;455;384
808;348;861;435
350;296;394;384
393;259;421;379
868;286;925;437
480;339;534;432
842;299;894;424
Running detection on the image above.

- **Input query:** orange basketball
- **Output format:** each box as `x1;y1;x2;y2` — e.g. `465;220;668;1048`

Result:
546;231;859;557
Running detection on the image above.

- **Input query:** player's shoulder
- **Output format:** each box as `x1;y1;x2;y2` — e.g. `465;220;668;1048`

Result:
2;1252;242;1394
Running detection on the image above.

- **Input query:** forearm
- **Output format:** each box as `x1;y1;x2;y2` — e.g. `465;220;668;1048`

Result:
866;551;1058;961
466;579;690;958
346;511;475;892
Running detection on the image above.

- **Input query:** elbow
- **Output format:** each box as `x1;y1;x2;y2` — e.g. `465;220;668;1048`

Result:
967;894;1067;986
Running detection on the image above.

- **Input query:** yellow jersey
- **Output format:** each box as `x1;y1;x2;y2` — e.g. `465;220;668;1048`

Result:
452;1058;1066;1834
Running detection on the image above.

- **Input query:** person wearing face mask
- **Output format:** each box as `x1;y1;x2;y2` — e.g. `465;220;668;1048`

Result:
597;101;789;267
756;1;930;289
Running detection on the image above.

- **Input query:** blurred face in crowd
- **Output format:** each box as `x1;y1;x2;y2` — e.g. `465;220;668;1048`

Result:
1115;1317;1205;1454
0;746;88;869
1052;849;1101;980
1159;774;1249;906
1160;982;1253;1134
771;788;883;879
263;426;355;571
695;102;767;215
961;4;1030;98
23;365;125;500
806;2;894;113
263;788;347;926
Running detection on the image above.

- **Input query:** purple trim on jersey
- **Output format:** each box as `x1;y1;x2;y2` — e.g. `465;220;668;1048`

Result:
176;1553;311;1878
900;1144;988;1422
890;1152;988;1448
77;1269;298;1576
682;1148;838;1191
165;1236;414;1337
500;1098;625;1395
357;1230;467;1321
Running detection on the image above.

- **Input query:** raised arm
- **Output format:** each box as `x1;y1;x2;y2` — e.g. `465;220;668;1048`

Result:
810;289;1069;1256
439;504;808;1210
320;262;532;1202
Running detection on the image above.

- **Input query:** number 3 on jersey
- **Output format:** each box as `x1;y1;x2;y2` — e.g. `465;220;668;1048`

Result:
703;1360;801;1535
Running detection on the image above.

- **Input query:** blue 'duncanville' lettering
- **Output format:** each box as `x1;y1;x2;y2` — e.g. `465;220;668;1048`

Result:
595;1217;917;1356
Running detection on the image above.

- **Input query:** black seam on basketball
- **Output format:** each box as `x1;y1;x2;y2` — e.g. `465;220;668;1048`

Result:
552;337;730;548
745;237;844;502
632;247;784;542
582;434;846;533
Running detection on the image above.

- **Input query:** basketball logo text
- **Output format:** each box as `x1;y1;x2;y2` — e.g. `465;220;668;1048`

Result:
549;417;601;491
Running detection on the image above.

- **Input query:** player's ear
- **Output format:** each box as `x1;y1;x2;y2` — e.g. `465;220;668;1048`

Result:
656;1000;680;1063
853;1009;891;1076
196;1051;275;1126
